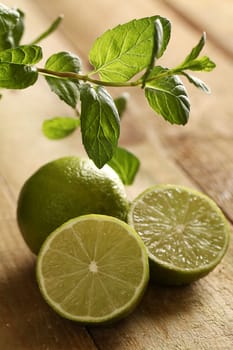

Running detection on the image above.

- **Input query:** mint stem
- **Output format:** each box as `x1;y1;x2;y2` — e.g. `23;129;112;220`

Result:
37;67;178;88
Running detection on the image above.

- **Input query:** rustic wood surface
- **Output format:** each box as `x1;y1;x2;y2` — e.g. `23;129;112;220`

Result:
1;1;233;349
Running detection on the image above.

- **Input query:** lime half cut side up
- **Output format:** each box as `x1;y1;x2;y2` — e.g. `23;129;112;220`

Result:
128;185;230;285
36;214;149;325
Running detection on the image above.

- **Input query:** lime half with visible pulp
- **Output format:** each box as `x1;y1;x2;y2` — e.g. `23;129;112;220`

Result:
36;214;149;325
128;184;230;285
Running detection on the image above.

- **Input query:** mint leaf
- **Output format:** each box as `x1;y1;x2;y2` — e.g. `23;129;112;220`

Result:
89;16;170;82
0;45;42;65
172;33;216;76
45;51;81;76
108;147;140;185
0;62;38;89
0;4;21;50
182;72;211;94
114;93;128;118
153;18;164;59
142;18;164;87
176;34;216;73
183;33;206;64
0;33;13;51
45;51;81;108
179;56;216;72
0;4;19;34
80;84;120;168
156;17;171;58
11;9;24;47
145;66;190;125
42;117;80;139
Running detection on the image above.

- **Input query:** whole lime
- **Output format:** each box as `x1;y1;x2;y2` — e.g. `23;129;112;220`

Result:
17;156;129;254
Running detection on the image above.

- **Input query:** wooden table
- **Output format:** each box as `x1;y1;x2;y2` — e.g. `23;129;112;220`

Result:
1;1;233;349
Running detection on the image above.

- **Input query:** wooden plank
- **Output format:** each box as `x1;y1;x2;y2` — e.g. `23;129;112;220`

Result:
161;135;233;222
164;0;233;60
0;182;97;350
32;1;233;349
0;2;98;349
1;0;233;349
0;175;15;219
155;32;233;221
90;245;233;349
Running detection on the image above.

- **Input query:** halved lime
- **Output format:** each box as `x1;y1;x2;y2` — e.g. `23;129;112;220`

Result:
128;185;230;285
36;214;149;325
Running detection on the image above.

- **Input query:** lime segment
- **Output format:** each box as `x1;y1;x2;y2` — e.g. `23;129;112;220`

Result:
36;214;149;324
128;185;230;285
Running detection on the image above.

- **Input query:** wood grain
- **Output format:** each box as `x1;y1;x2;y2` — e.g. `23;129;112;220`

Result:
1;0;233;349
164;0;233;60
0;178;97;350
162;135;233;222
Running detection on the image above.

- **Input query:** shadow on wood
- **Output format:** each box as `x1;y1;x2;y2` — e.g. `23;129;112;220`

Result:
0;258;96;350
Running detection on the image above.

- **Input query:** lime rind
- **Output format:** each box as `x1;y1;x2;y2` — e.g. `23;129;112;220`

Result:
36;214;149;324
17;156;129;254
129;184;230;285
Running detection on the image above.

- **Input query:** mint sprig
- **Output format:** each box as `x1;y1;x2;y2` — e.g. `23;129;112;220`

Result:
0;4;216;184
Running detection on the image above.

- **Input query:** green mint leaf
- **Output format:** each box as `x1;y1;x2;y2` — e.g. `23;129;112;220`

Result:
0;45;42;65
11;9;24;47
180;56;216;72
0;32;12;51
108;147;140;185
80;84;120;168
89;16;170;82
156;17;171;58
153;18;164;59
30;15;63;45
0;62;38;89
183;33;206;64
42;116;80;140
114;93;128;118
45;51;81;108
142;18;164;87
0;4;21;50
182;72;211;94
145;66;190;125
174;33;216;74
0;4;19;33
